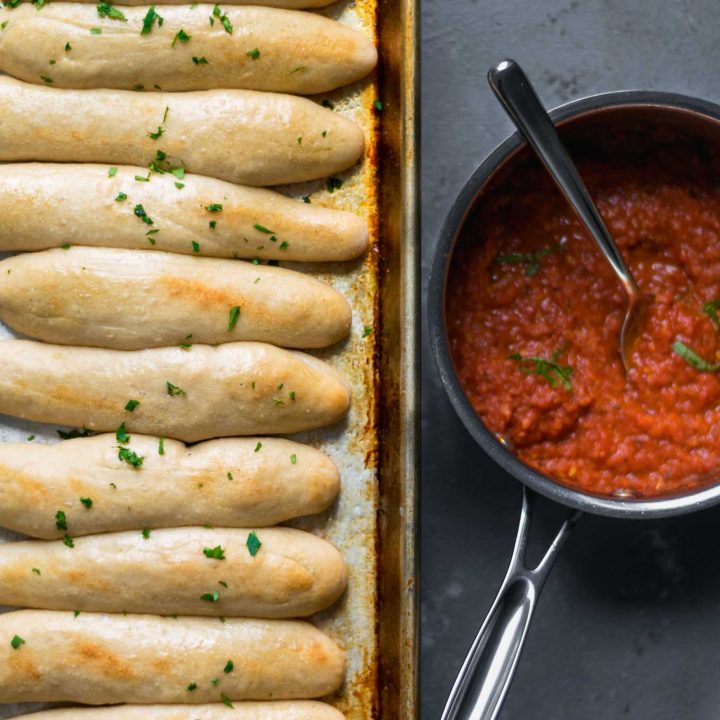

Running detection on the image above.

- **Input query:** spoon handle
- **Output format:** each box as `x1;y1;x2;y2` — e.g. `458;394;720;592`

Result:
487;59;640;298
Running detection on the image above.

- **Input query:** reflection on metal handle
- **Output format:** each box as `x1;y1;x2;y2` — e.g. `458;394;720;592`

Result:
440;488;580;720
487;58;640;300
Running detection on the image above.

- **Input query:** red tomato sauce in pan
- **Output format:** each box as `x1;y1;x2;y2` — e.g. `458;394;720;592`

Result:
447;141;720;497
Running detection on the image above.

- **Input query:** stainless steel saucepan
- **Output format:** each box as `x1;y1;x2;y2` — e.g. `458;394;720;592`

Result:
428;84;720;720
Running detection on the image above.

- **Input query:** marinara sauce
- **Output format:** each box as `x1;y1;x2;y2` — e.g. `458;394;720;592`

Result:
447;137;720;497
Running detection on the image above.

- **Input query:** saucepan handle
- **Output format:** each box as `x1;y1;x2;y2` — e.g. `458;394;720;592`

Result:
440;488;580;720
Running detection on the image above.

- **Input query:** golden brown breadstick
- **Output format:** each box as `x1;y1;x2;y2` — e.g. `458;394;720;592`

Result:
0;77;363;186
0;247;352;349
0;164;368;261
0;340;350;442
0;4;376;94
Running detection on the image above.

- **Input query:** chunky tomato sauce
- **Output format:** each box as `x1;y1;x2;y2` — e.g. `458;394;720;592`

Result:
448;139;720;497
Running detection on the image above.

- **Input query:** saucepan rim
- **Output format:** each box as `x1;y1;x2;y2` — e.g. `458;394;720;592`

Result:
428;89;720;519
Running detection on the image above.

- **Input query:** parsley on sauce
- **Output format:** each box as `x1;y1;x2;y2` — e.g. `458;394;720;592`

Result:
509;348;573;392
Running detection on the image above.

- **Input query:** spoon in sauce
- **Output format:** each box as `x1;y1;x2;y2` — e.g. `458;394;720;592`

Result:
487;59;649;372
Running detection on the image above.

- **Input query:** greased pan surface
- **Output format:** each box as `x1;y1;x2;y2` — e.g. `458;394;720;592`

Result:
0;0;418;716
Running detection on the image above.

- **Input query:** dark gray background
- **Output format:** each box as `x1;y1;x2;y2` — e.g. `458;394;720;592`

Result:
421;2;720;719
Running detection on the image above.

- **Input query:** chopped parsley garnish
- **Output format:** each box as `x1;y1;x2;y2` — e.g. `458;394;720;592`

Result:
10;635;24;650
279;241;289;251
363;325;373;337
221;693;234;708
211;5;232;33
118;447;144;469
227;471;233;480
247;47;260;60
253;223;273;234
134;204;153;225
116;423;130;444
289;391;296;401
63;535;75;548
40;75;53;84
142;527;151;539
322;99;335;110
373;99;384;113
166;381;186;396
290;453;297;465
140;6;163;34
192;56;208;65
27;435;35;441
55;510;67;531
172;29;191;46
672;300;720;372
223;659;234;673
289;65;306;74
246;531;261;557
228;306;240;331
57;427;93;439
135;174;150;183
96;3;126;21
672;341;720;372
206;203;223;212
187;682;197;691
302;195;311;204
148;127;163;140
108;166;118;177
211;678;220;686
254;441;262;452
175;182;185;189
74;610;81;617
90;27;102;34
327;177;343;193
703;300;720;331
192;240;200;252
32;568;41;575
115;192;127;202
509;348;573;392
125;399;140;411
200;591;220;603
65;42;72;51
321;130;327;137
203;545;226;560
170;166;185;179
493;243;565;277
80;497;93;509
158;437;165;455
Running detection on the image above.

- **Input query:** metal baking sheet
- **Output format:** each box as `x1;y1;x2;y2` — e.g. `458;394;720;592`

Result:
0;0;417;717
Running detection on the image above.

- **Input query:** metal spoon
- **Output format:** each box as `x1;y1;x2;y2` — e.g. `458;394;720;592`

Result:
487;59;648;372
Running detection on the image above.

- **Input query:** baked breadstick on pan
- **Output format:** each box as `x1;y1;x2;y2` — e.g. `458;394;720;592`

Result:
10;704;346;720
0;77;364;186
0;610;346;703
0;164;368;261
0;4;377;93
0;247;352;349
0;434;339;537
0;527;348;618
0;340;350;441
